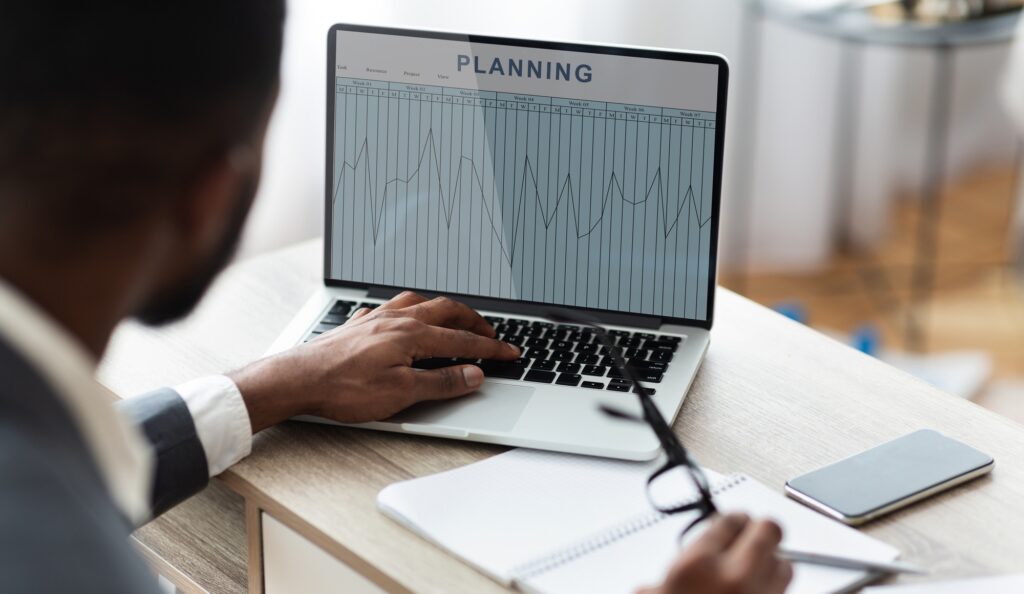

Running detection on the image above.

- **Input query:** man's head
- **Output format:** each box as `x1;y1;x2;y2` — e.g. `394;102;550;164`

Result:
0;1;285;331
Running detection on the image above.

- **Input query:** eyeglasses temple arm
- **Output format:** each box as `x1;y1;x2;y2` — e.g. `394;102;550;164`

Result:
598;404;646;423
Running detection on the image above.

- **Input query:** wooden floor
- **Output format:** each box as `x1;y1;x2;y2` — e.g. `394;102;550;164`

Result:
720;165;1024;423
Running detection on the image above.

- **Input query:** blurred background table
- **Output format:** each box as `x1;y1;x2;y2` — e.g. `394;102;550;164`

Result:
738;2;1021;351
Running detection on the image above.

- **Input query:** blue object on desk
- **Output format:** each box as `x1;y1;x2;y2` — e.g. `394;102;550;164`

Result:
852;324;880;356
774;301;807;324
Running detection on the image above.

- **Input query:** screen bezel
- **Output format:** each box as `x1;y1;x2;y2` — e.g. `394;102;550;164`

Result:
325;23;729;330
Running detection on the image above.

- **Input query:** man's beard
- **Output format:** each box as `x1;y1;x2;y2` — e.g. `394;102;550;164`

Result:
134;173;257;326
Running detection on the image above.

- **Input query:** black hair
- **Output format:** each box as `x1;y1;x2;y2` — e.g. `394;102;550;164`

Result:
0;1;286;229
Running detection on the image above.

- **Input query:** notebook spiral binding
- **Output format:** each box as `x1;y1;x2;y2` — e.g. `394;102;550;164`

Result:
510;474;749;583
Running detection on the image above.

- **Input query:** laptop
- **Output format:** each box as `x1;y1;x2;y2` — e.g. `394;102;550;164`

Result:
268;24;729;461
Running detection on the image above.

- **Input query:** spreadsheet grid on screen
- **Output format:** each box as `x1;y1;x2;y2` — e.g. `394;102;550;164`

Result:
329;30;721;321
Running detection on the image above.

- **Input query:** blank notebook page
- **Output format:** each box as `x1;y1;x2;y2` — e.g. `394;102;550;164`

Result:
377;449;714;584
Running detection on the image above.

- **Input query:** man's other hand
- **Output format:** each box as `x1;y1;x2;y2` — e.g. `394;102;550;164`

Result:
638;514;792;594
230;291;520;433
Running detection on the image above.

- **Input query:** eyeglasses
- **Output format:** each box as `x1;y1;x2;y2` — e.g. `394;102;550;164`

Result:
545;308;718;538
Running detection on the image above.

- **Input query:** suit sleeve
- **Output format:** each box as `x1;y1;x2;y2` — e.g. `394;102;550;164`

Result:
115;389;210;518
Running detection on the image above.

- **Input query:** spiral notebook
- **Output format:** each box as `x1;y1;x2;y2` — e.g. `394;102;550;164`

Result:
377;449;901;594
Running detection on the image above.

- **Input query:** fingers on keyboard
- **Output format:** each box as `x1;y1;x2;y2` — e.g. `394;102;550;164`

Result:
323;311;679;391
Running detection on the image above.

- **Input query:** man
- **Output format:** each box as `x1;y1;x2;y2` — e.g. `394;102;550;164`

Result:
0;2;791;593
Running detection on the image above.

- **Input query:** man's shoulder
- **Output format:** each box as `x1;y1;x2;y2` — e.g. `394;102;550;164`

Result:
0;421;161;594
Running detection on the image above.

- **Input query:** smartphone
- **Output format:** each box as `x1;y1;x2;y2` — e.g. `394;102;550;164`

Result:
785;429;993;525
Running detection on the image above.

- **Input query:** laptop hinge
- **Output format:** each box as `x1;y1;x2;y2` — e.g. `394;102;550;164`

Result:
366;287;663;329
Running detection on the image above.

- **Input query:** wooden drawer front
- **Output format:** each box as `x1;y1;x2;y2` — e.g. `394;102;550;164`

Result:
262;513;386;594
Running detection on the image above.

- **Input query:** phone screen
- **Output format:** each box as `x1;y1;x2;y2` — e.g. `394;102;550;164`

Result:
786;429;992;520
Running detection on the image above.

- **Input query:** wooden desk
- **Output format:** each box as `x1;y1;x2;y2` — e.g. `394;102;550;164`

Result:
99;239;1024;593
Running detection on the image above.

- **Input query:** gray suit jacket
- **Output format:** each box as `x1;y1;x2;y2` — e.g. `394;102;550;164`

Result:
0;337;212;593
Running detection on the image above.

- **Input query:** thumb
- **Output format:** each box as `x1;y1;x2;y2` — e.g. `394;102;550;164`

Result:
410;365;485;401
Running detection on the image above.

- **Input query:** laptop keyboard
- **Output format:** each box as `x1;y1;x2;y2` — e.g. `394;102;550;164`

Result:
304;300;684;394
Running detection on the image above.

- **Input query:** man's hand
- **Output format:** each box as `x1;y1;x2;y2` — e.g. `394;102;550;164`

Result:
229;291;520;433
639;514;792;594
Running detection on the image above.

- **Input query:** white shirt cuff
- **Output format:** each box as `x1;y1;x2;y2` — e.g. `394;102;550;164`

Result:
174;375;253;477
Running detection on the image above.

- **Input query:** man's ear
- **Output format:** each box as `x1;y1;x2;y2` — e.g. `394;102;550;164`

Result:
175;149;254;256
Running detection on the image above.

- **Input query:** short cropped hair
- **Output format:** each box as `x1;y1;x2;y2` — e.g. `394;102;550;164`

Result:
0;1;285;228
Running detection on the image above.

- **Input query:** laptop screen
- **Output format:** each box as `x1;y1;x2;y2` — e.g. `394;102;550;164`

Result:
326;26;726;325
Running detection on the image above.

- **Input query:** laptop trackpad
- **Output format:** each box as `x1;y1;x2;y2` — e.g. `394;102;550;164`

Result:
387;382;533;433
